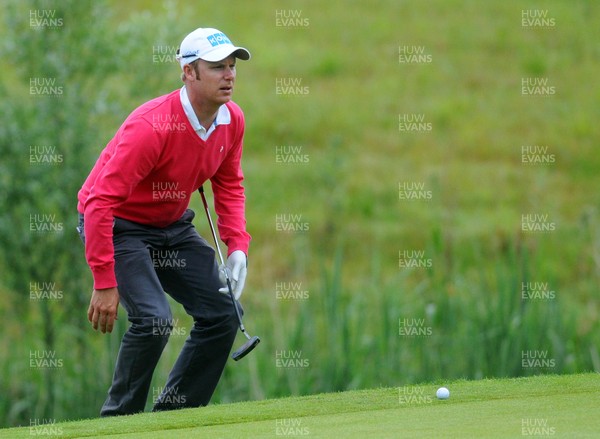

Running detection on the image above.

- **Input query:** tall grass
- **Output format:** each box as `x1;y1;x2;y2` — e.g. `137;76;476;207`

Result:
209;222;600;405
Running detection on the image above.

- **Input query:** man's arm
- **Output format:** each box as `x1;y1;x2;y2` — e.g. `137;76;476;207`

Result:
210;114;251;257
83;121;162;289
82;121;162;332
210;112;251;298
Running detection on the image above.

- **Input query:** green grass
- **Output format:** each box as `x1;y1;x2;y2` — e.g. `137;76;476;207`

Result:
3;373;598;438
2;0;600;428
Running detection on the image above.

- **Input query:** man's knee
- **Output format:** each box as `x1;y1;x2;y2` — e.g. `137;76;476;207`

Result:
129;312;174;340
191;306;238;337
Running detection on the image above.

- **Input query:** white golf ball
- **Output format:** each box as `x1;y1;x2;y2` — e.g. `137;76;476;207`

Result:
436;387;450;400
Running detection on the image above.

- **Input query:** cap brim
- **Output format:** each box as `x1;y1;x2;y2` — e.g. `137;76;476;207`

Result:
201;46;251;62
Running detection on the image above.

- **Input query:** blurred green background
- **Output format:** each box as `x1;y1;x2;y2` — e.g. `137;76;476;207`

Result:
1;0;599;428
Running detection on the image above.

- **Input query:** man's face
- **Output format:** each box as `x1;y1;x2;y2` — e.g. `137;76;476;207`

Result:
186;56;237;105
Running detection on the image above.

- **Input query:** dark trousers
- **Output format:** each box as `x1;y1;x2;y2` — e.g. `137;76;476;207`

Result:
78;209;239;416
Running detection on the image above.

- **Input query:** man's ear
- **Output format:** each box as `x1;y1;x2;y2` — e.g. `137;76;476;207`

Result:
183;64;197;81
183;64;192;80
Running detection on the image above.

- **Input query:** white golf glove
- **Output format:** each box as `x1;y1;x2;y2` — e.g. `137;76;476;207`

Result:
219;250;247;300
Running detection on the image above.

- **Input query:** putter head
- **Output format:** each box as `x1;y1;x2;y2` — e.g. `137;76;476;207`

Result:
231;336;260;361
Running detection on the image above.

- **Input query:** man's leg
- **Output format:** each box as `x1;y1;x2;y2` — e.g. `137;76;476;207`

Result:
100;219;173;416
152;212;238;410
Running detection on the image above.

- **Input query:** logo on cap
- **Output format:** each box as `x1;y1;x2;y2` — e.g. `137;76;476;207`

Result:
207;32;232;47
181;51;199;58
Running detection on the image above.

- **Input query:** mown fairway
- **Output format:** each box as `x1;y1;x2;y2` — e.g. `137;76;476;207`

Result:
2;374;598;438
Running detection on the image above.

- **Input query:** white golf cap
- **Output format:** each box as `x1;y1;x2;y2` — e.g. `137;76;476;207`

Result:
176;28;250;69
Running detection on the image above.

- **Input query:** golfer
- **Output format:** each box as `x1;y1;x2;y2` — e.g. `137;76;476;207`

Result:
76;28;251;416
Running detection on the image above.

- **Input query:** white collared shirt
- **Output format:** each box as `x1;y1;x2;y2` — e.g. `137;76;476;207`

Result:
180;86;231;141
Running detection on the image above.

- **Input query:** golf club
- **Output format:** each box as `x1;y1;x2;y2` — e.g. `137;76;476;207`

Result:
198;186;260;361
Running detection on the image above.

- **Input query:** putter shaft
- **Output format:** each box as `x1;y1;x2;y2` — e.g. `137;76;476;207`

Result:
199;187;252;340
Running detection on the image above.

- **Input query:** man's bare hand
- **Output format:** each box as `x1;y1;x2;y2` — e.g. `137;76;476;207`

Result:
88;287;119;334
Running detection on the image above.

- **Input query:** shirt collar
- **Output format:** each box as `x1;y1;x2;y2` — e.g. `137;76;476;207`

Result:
179;86;230;135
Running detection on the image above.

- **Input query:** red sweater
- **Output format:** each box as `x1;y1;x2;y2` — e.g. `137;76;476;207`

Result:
77;90;250;289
